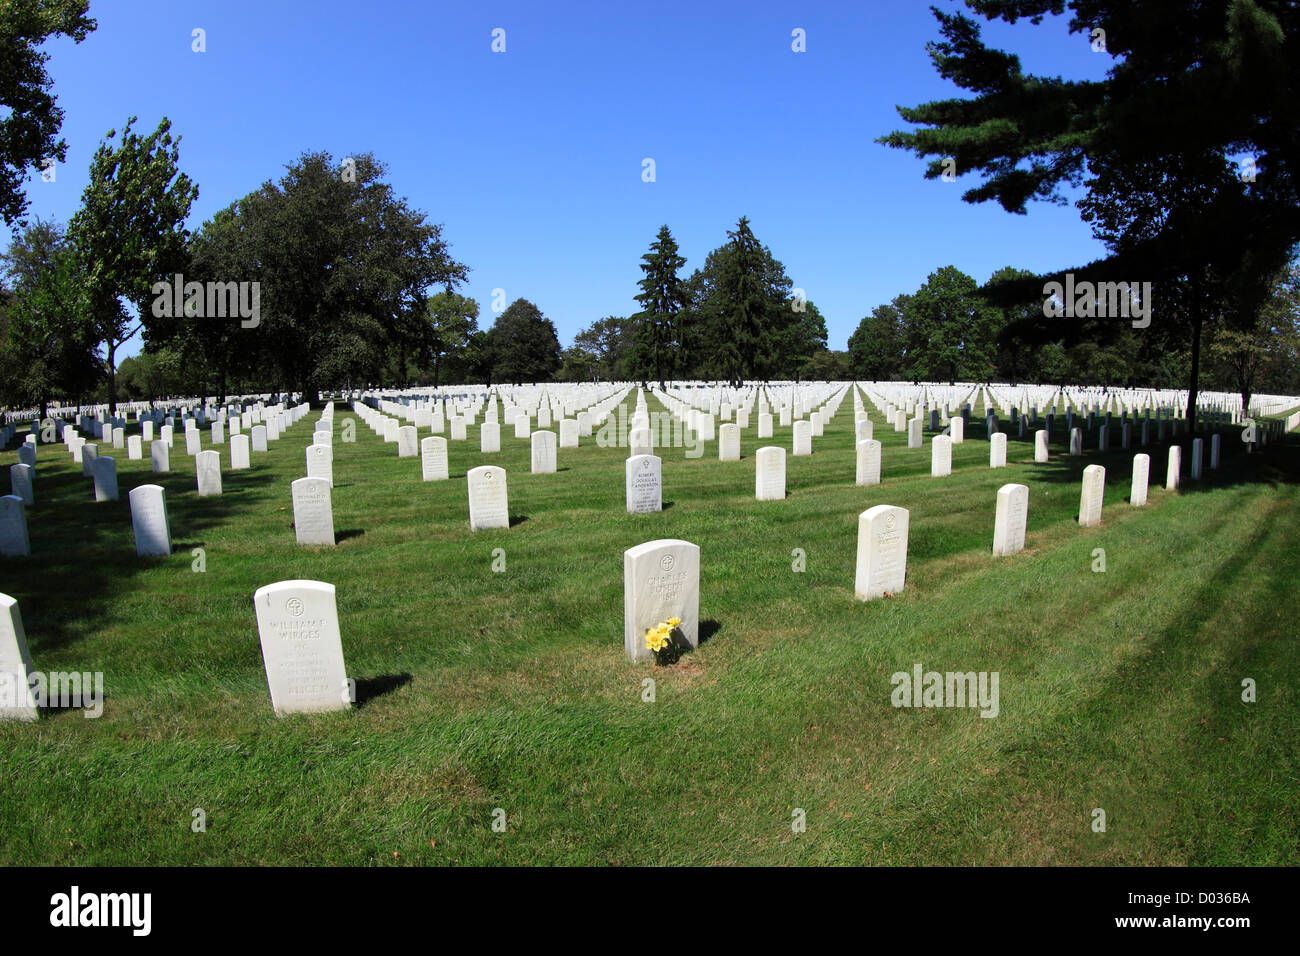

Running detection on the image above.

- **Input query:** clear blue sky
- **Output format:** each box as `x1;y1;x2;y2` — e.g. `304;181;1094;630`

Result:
22;0;1110;358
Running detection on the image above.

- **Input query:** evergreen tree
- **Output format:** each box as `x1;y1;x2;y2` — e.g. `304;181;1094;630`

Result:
632;226;689;387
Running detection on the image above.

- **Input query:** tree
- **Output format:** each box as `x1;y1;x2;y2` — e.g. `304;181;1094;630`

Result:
1207;262;1300;411
0;217;100;415
848;296;908;380
903;266;1000;381
685;217;804;385
805;349;849;380
172;152;468;397
486;298;561;384
0;0;96;227
879;0;1300;428
557;346;598;382
573;316;632;381
632;226;690;387
69;116;198;412
422;291;480;385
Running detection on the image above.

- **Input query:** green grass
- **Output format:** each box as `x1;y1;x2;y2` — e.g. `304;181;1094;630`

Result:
1;393;1297;865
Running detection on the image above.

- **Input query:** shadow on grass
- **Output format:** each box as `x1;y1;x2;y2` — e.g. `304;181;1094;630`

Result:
508;514;529;527
354;673;413;707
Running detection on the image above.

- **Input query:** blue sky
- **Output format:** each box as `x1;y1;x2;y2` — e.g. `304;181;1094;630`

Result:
21;0;1110;358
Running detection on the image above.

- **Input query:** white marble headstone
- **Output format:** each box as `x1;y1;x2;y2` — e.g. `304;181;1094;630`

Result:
992;483;1028;557
0;593;38;721
196;450;222;496
467;466;509;531
0;496;29;557
253;580;350;716
1079;464;1105;527
292;477;335;546
625;454;662;514
421;436;449;482
755;446;785;501
855;504;909;601
129;484;172;557
623;538;699;662
856;439;881;486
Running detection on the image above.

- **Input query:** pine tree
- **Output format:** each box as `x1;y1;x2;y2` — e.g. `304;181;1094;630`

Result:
632;226;689;388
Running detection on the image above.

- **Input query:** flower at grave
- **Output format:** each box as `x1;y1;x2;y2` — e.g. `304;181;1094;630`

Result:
645;621;674;654
667;617;681;627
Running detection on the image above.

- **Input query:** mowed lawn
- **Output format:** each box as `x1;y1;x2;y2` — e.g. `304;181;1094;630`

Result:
1;392;1297;866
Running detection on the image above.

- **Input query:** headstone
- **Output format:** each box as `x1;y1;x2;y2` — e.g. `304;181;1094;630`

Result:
127;435;142;460
1078;464;1105;527
950;416;964;444
623;539;700;663
559;419;579;449
0;593;38;720
306;444;333;486
211;421;225;445
394;425;417;458
421;436;449;482
9;464;33;506
196;450;222;496
531;430;557;474
17;445;35;468
0;496;29;557
185;429;202;456
1131;453;1150;507
129;484;172;557
1210;433;1220;470
450;417;467;441
160;425;174;447
854;505;909;601
92;456;118;501
253;580;350;716
755;446;786;501
792;420;812;456
467;466;509;531
757;413;773;439
992;483;1029;557
81;443;98;477
990;432;1007;468
907;417;922;449
931;435;952;477
1034;430;1049;463
112;426;126;450
1166;445;1181;491
856;439;881;486
142;421;154;443
251;425;268;453
231;434;251;470
625;454;663;514
151;439;170;473
476;421;499;454
1069;427;1082;456
1191;437;1204;480
292;477;335;546
718;423;740;461
855;418;873;443
514;416;530;440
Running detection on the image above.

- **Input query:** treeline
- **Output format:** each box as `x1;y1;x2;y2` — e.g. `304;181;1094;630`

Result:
843;263;1300;407
557;219;835;385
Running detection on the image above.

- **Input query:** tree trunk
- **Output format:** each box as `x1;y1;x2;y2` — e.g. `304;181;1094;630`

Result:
105;338;117;416
1186;307;1204;432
